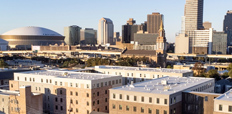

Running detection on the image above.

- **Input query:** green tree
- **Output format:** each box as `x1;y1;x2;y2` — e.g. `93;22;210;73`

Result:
206;69;220;80
228;70;232;78
0;59;8;68
179;56;185;60
167;65;172;69
227;63;232;71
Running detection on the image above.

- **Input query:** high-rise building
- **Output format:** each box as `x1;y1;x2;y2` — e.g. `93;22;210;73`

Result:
64;26;81;45
147;13;163;33
80;28;97;45
98;18;114;45
223;10;232;33
203;21;212;30
122;18;140;43
184;0;204;31
223;11;232;46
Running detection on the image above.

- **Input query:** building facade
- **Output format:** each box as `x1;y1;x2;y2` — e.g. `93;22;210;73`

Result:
0;86;43;114
64;26;82;45
9;70;122;114
109;76;214;114
214;89;232;114
98;18;114;45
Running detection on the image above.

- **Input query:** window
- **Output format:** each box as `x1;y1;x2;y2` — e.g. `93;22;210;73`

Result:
112;104;116;109
60;106;63;110
41;79;43;82
87;110;89;114
97;100;99;104
119;105;122;110
70;91;73;95
148;108;152;114
157;98;160;104
134;96;137;101
25;77;27;81
127;95;130;100
46;79;48;83
120;94;122;99
219;104;222;111
60;82;62;86
116;80;118;84
55;105;58;110
33;78;35;82
50;80;52;83
60;98;63;102
97;92;99;96
112;80;115;85
105;82;107;86
17;77;19;80
141;97;144;102
55;81;57;85
164;99;167;104
205;96;208;101
109;81;111;85
87;93;89;97
126;105;129;111
141;107;144;113
70;83;72;87
149;97;152;103
105;106;107;110
105;98;107;102
76;100;78;104
113;94;116;99
229;106;232;112
132;73;133;76
76;83;78;87
76;108;78;112
164;110;167;114
156;109;159;114
173;108;176;114
119;79;121;83
105;90;107;94
174;97;176;103
133;106;137;112
70;99;73;104
87;101;89;106
60;90;62;94
30;78;31;81
76;92;78;96
87;84;89;88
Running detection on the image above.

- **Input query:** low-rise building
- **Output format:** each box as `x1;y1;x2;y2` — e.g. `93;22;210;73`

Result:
109;76;214;114
214;89;232;114
92;66;193;85
9;70;122;114
0;86;43;114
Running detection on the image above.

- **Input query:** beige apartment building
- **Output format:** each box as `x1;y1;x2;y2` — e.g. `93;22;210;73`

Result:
109;76;214;114
214;89;232;114
92;66;193;85
9;70;122;114
0;86;43;114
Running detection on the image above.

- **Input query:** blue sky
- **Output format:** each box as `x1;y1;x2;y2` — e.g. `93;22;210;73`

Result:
0;0;231;42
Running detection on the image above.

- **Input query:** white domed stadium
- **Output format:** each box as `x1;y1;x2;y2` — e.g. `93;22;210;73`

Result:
0;26;64;50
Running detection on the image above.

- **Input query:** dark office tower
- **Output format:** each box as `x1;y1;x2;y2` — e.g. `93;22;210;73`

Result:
184;0;204;31
223;11;232;33
122;18;140;43
223;10;232;46
147;12;163;33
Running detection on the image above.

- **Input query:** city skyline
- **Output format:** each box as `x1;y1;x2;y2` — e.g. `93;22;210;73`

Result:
0;0;231;42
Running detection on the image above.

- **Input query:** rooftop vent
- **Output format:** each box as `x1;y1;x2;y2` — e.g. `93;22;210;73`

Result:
129;81;135;88
161;80;168;85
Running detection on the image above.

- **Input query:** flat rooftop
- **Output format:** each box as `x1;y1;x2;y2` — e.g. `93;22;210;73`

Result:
94;66;192;73
17;70;119;80
111;77;213;95
215;89;232;101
